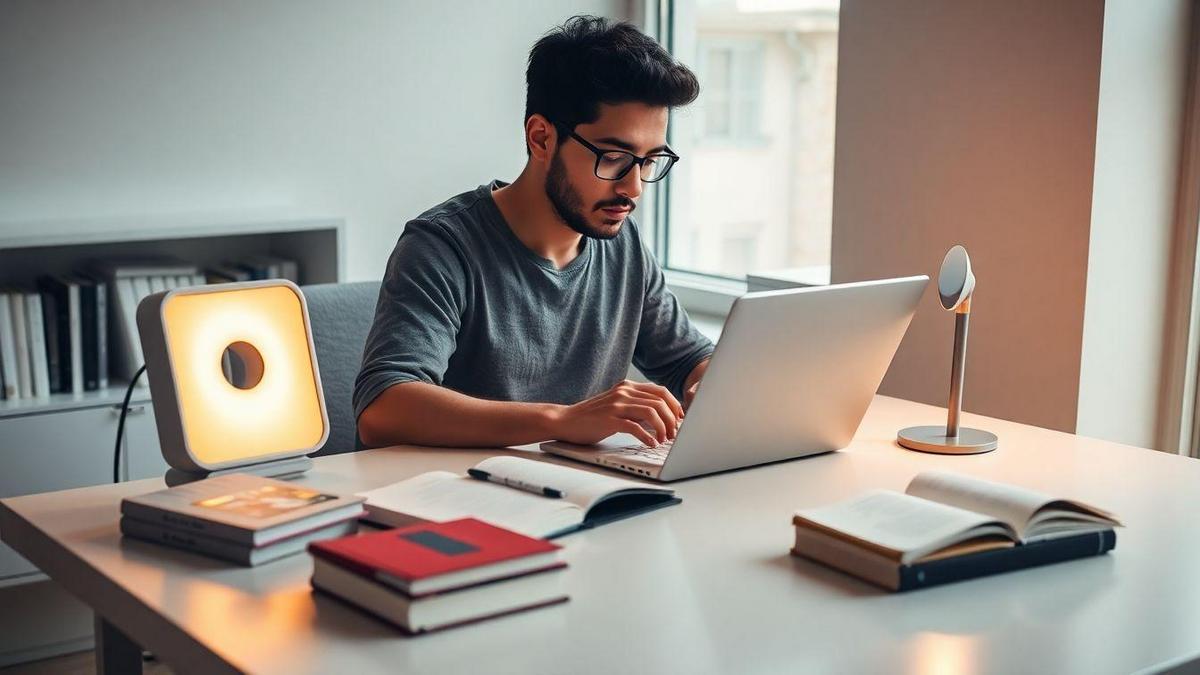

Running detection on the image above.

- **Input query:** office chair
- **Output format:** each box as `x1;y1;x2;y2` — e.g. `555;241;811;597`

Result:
301;281;381;456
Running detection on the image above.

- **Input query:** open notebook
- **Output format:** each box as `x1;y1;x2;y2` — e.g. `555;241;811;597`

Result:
358;456;680;539
791;470;1121;591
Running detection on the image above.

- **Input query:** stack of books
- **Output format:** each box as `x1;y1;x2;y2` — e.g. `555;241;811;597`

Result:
120;474;365;566
309;518;568;634
790;470;1120;591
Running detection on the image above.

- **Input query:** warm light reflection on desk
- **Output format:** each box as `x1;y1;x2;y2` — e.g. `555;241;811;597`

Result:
907;632;981;675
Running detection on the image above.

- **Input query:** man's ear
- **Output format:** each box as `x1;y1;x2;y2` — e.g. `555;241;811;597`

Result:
526;114;558;163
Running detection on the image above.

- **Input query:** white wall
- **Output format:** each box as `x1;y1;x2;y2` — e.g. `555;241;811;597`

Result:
0;0;624;280
1076;0;1191;448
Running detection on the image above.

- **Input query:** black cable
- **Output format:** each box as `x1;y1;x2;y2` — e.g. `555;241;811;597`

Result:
113;364;147;484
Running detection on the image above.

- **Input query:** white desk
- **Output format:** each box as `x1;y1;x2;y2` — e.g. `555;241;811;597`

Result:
2;396;1199;674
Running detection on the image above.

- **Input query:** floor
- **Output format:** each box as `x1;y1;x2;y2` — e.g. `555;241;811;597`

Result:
0;651;172;674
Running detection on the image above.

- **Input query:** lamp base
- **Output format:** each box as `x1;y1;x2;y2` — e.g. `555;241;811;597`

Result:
897;426;998;454
165;456;314;487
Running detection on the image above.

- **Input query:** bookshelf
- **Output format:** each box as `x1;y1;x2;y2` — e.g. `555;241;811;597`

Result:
0;212;344;418
0;212;344;663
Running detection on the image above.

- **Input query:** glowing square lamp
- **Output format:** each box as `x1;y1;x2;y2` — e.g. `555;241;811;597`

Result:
136;280;329;486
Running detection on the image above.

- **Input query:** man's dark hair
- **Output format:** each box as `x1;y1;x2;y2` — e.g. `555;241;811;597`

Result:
524;15;699;150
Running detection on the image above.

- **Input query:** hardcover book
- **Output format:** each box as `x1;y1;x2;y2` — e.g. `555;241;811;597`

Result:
309;518;564;596
309;519;568;634
791;470;1121;591
121;516;358;566
121;474;365;547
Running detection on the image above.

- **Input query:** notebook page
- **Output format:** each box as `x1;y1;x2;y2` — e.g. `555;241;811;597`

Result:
357;471;581;539
794;490;1012;563
473;456;670;511
905;471;1054;538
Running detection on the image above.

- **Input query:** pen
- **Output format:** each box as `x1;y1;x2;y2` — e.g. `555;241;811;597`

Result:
467;468;566;499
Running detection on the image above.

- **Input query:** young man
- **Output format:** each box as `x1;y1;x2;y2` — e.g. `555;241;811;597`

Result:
354;15;713;450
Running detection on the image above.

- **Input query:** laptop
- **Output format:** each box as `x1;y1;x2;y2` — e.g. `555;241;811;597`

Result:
540;275;929;482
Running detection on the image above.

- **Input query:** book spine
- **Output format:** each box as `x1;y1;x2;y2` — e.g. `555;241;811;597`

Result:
112;277;139;383
308;546;384;580
25;294;51;398
120;517;253;566
0;295;17;399
79;281;98;391
68;282;82;395
10;293;32;399
95;279;108;389
129;276;151;383
119;501;255;546
897;530;1117;592
39;291;61;394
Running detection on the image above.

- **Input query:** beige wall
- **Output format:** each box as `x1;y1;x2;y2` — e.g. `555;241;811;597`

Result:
831;0;1105;433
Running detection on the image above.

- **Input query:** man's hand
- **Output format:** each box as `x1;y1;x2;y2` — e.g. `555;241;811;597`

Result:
682;358;710;412
548;379;685;448
683;380;700;411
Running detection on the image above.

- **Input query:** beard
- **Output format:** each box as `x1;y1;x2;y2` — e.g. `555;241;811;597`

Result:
545;150;634;240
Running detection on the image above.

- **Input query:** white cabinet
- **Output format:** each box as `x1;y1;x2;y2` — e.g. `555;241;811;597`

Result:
0;399;165;584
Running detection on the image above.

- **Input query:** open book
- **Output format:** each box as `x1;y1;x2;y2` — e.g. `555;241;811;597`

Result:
791;470;1121;591
358;456;680;539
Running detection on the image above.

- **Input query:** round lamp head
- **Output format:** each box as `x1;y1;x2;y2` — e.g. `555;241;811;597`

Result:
937;245;976;311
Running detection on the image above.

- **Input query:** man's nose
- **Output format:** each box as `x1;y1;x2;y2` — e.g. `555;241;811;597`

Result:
615;164;643;201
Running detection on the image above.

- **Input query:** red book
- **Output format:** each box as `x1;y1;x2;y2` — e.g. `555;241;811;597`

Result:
309;518;564;597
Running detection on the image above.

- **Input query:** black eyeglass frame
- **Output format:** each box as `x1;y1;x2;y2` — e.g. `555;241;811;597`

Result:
564;129;680;183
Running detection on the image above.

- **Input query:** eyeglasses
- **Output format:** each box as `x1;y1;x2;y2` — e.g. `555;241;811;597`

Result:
565;130;680;183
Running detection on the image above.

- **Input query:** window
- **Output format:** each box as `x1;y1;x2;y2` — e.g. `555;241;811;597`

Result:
698;39;765;140
650;0;839;283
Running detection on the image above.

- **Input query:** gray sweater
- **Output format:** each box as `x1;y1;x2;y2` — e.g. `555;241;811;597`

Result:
353;181;714;421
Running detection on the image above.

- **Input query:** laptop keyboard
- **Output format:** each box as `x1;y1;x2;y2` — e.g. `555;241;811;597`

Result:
610;440;673;463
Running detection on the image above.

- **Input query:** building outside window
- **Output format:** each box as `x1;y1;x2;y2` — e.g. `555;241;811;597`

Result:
657;0;839;283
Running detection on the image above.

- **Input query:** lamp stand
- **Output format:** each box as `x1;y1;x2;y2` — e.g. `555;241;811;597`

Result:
165;456;314;487
898;304;998;454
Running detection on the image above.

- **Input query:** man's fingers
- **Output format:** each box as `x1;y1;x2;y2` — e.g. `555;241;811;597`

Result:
623;380;685;419
626;393;679;438
616;403;667;442
619;420;659;448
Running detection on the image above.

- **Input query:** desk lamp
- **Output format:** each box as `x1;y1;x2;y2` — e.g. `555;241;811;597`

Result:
136;280;329;485
897;246;998;454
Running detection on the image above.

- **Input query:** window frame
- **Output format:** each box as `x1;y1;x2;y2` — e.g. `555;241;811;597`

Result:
644;0;748;315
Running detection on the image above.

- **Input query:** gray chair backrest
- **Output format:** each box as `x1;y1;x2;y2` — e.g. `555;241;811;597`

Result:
302;281;381;456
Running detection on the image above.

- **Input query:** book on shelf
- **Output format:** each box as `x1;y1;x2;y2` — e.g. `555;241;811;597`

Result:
120;473;366;548
309;518;568;634
7;290;32;399
59;277;83;394
358;455;680;539
23;292;51;398
790;470;1121;592
0;293;17;399
236;254;299;283
37;288;61;394
73;276;103;391
121;515;358;566
206;265;251;284
92;255;198;279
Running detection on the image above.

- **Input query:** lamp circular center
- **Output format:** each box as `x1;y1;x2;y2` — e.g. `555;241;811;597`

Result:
221;341;265;390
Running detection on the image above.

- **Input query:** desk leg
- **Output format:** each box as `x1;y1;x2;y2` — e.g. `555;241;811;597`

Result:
93;614;142;675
